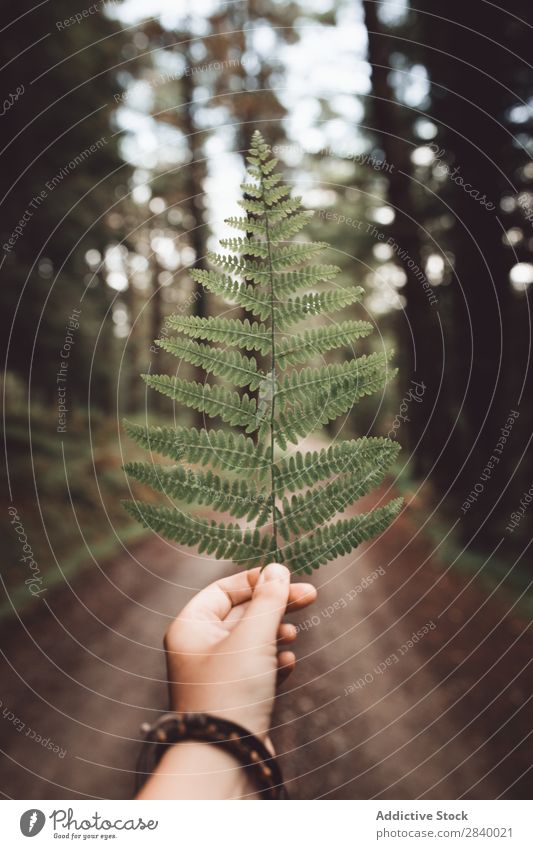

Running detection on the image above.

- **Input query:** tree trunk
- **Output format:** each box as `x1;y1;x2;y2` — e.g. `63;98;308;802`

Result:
362;1;444;476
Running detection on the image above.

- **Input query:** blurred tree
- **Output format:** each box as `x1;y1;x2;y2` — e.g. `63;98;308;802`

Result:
0;1;132;411
208;0;298;153
362;0;445;475
410;0;533;550
119;17;212;425
361;0;533;559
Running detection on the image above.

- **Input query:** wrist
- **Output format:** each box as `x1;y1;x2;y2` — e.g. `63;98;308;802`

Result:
169;688;272;743
138;740;258;800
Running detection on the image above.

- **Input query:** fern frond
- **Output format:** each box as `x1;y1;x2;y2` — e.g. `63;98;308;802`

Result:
206;254;275;284
270;242;329;269
263;183;291;205
124;462;269;522
141;375;259;432
218;236;268;258
277;352;392;407
123;500;274;564
189;268;272;319
274;366;397;448
225;216;269;235
281;498;404;573
277;321;373;368
268;210;314;242
238;197;267;215
155;337;264;391
204;251;340;298
124;421;270;476
207;255;339;294
260;157;279;175
240;195;301;222
274;288;364;328
240;182;263;198
270;265;341;297
166;315;271;355
125;131;401;572
273;438;400;492
278;462;399;539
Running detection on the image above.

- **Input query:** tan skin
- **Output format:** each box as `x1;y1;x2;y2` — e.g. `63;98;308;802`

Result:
137;563;317;799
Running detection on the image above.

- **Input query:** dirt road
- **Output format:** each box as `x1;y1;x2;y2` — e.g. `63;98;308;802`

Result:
0;495;531;799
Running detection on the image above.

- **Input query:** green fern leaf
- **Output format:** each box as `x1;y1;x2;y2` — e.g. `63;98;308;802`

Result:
124;462;269;522
123;421;270;476
274;288;364;328
278;461;399;539
274;366;397;447
124;131;402;571
273;438;400;492
218;237;268;258
270;265;341;297
268;210;314;242
264;183;292;204
206;255;339;294
270;242;328;269
141;375;259;432
282;498;404;573
225;216;269;235
189;269;271;318
155;337;264;390
276;321;373;368
165;315;271;355
123;500;274;565
277;352;393;407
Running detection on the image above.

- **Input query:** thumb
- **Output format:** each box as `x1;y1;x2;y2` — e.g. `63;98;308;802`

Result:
236;563;291;648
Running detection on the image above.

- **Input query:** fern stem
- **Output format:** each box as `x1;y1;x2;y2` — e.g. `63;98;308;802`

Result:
262;183;280;562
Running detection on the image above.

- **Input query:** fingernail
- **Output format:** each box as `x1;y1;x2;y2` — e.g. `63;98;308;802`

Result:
263;562;289;582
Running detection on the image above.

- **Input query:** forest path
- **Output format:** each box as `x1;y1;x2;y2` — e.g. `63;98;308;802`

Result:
1;492;531;799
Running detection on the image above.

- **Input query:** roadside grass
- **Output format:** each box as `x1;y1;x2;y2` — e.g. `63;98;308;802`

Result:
393;461;533;620
1;408;183;622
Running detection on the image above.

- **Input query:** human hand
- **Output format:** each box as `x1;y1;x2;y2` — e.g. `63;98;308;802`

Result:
164;563;317;745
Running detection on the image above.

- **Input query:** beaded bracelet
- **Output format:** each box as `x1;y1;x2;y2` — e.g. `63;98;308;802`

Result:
135;712;288;799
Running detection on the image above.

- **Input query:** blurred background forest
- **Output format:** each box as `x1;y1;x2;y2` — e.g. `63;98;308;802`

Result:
2;0;533;616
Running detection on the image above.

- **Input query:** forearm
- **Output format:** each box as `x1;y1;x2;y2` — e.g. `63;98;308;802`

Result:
136;740;259;800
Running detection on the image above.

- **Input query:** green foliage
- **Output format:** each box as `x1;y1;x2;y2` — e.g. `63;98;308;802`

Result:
123;132;402;572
